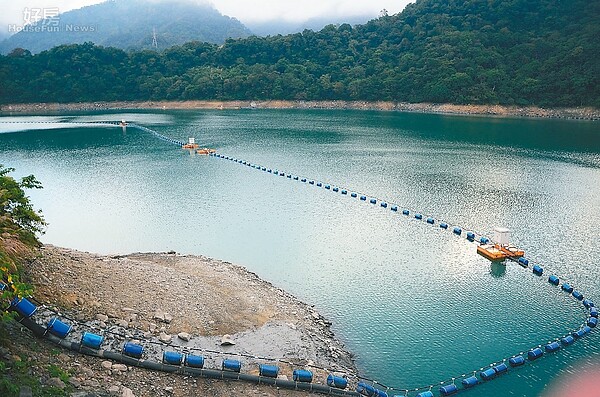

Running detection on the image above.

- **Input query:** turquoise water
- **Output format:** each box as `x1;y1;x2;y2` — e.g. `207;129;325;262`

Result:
1;110;599;396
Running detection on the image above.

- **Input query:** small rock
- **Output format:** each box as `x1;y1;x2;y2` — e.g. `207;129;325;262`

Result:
163;313;173;323
221;334;236;346
177;332;191;342
58;353;70;362
122;387;135;397
68;377;81;388
108;385;120;395
112;364;128;372
46;377;65;389
159;332;172;343
153;310;165;322
101;361;113;370
116;319;129;328
164;387;174;394
96;314;109;322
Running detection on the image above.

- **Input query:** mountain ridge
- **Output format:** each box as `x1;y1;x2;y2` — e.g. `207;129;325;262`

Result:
0;0;252;54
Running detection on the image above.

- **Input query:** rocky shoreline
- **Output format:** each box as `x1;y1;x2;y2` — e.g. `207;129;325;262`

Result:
1;100;598;121
4;245;356;397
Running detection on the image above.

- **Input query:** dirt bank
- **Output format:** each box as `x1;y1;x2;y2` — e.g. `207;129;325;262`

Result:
1;100;598;120
2;245;356;396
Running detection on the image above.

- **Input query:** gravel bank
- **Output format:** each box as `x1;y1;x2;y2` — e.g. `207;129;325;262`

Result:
4;245;357;396
1;100;598;120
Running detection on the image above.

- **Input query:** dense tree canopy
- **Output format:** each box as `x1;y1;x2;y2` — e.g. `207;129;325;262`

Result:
1;0;598;107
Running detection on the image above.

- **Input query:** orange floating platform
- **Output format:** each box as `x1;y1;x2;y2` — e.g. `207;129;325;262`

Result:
477;243;525;261
196;148;216;155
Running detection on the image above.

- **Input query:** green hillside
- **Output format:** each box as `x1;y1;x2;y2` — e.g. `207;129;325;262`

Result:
0;0;251;54
1;0;598;107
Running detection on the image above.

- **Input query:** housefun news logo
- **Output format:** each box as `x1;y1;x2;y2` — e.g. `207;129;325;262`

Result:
8;7;97;33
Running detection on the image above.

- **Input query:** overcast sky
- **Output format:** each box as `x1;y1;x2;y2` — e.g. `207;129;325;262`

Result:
1;0;412;30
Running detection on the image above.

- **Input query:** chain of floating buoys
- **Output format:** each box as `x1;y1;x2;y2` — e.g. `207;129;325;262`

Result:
210;151;597;397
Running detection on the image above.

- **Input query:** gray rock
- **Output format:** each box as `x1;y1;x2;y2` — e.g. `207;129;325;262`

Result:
164;387;174;394
112;364;127;372
96;314;109;322
116;319;129;328
159;332;172;343
153;310;165;322
108;386;120;395
163;313;173;323
220;334;236;346
46;377;66;389
177;332;191;342
122;387;135;397
101;361;113;370
68;377;82;388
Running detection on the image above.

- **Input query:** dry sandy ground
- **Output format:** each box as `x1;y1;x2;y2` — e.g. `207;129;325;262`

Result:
5;245;356;397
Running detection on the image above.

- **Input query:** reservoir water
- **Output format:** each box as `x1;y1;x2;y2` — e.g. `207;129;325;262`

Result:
1;109;599;396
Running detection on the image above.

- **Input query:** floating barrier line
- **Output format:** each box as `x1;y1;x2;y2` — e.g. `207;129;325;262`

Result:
210;151;597;394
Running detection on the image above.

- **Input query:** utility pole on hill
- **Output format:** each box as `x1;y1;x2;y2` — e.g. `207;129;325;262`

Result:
152;28;158;49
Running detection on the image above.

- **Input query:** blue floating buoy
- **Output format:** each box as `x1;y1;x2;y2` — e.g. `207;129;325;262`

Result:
415;213;423;220
309;180;315;184
480;367;496;380
326;374;347;389
480;237;490;244
453;227;462;235
588;317;598;328
292;369;313;383
280;173;285;177
461;376;479;388
370;199;377;204
325;185;331;189
545;341;560;352
294;176;299;180
351;193;357;197
466;231;476;241
259;364;279;378
47;318;72;339
548;275;560;286
163;351;184;365
262;167;266;171
416;392;433;397
81;332;104;349
509;355;525;367
561;335;575;346
185;354;204;368
301;178;307;182
381;202;387;208
494;363;508;375
123;342;144;358
287;174;292;178
561;283;574;293
527;347;544;360
426;217;435;224
583;299;594;309
402;209;410;215
341;190;347;194
583;325;592;334
572;291;584;301
590;307;598;318
333;187;339;192
10;297;38;318
518;257;529;267
356;381;377;396
440;222;448;229
317;182;322;187
391;205;398;211
360;196;367;201
573;329;586;338
267;169;272;173
222;359;242;372
439;384;458;396
533;265;544;276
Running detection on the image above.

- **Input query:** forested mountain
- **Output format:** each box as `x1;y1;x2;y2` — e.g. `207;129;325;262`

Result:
0;0;251;54
1;0;598;107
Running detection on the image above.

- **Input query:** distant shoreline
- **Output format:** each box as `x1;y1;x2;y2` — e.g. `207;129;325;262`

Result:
1;100;599;121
